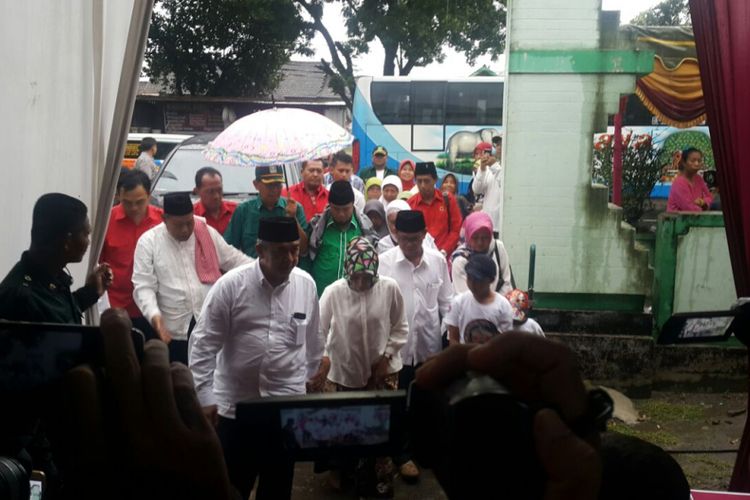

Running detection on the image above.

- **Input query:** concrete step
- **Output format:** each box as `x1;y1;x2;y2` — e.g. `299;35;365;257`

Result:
548;333;747;398
534;309;652;336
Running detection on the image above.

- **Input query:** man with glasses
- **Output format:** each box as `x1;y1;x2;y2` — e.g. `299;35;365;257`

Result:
378;210;454;481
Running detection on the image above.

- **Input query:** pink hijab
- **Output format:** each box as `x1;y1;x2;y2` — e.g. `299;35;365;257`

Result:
463;211;494;248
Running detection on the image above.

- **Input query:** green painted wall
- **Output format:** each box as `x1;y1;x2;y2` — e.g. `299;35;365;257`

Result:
509;50;654;74
652;213;732;330
674;227;737;313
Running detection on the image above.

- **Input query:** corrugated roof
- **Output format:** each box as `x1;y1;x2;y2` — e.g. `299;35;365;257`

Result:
137;60;342;103
270;60;339;101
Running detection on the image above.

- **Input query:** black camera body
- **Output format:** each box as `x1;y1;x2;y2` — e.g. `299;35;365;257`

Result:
408;372;546;500
236;372;548;499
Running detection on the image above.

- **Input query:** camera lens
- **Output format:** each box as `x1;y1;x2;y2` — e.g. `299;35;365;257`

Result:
0;457;30;500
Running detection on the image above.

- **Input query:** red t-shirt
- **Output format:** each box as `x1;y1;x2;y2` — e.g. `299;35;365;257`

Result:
194;200;237;235
100;204;163;317
287;182;329;222
408;189;462;254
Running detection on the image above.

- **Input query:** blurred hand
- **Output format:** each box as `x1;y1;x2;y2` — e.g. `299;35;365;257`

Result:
87;263;113;296
306;356;330;393
416;333;601;500
152;315;173;344
202;404;219;428
65;309;233;500
285;197;298;218
370;356;390;386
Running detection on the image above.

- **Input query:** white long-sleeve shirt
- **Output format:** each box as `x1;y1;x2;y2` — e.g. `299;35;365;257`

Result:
320;277;408;388
376;232;437;254
132;219;252;338
379;246;454;365
189;263;323;419
325;181;366;212
473;161;504;234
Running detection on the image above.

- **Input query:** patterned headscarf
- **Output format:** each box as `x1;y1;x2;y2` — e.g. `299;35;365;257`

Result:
506;289;531;322
344;236;379;288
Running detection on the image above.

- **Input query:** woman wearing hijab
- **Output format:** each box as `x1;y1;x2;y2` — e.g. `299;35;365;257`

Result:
451;211;512;295
398;159;417;193
380;175;402;210
440;172;473;219
319;237;408;497
364;200;389;238
365;177;383;201
376;200;437;254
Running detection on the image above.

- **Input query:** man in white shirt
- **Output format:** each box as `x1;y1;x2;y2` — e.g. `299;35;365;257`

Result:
324;151;366;212
189;216;327;500
472;141;504;234
132;192;251;364
134;136;159;180
378;210;454;480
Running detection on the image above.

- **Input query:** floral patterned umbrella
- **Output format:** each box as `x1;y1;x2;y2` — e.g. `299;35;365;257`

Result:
203;107;353;167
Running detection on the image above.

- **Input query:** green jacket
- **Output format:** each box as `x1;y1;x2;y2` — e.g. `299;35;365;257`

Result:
224;196;308;258
306;208;379;296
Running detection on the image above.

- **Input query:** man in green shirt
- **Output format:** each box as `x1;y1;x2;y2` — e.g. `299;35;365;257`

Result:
0;193;112;323
224;166;309;258
307;180;379;296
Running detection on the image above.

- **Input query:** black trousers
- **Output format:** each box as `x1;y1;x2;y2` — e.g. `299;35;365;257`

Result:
217;416;295;500
395;363;421;466
130;316;158;341
167;317;196;365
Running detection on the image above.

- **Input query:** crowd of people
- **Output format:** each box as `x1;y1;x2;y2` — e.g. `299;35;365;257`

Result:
0;138;690;500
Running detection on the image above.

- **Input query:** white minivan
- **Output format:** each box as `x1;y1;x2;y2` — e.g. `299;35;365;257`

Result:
151;133;302;206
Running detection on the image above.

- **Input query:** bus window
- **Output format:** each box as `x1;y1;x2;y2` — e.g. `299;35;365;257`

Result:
446;82;503;125
372;82;411;124
411;81;446;125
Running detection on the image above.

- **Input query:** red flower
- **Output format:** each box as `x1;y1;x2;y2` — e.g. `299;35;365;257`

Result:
633;134;653;149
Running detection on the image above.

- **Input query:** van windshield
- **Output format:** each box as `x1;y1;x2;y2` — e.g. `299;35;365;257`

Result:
153;147;257;196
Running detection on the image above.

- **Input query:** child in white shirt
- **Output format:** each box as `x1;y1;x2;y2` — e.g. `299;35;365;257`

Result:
506;288;545;337
445;253;514;344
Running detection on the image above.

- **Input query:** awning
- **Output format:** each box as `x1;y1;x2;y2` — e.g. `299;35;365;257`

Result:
621;25;705;128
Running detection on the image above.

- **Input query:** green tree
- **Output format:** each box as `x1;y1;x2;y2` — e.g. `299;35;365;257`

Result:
630;0;690;26
298;0;506;107
146;0;314;96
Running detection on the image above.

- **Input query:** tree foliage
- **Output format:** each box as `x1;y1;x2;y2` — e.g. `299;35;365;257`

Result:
146;0;314;96
299;0;506;107
630;0;690;26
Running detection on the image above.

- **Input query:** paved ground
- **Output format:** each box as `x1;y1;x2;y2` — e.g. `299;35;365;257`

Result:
247;391;748;499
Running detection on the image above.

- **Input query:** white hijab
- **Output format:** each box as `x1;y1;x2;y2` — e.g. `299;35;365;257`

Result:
380;175;403;211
